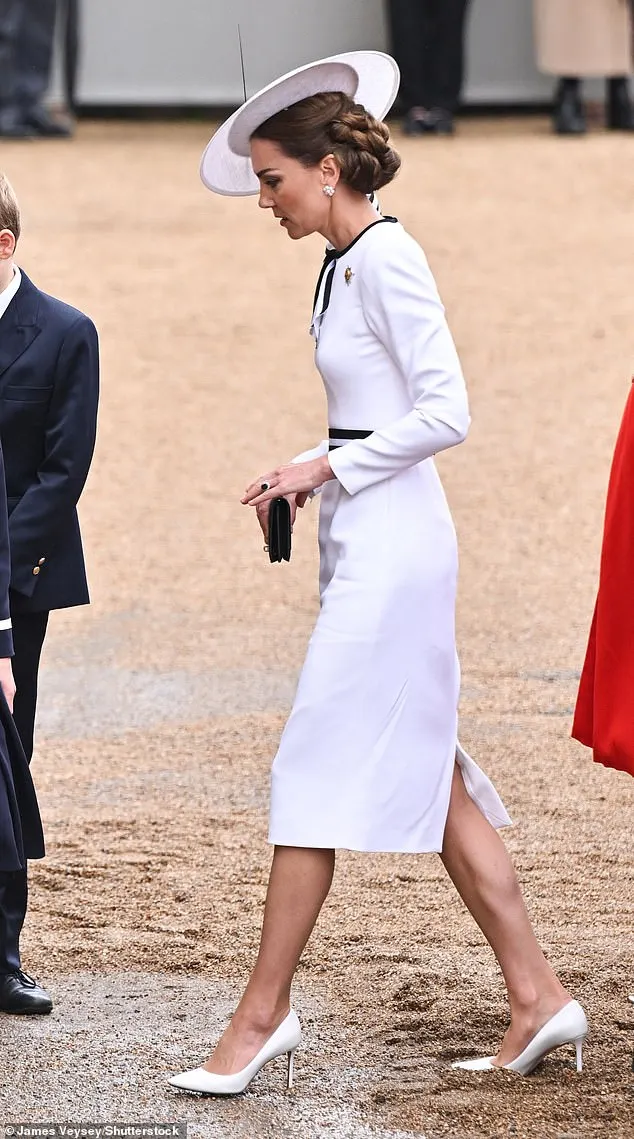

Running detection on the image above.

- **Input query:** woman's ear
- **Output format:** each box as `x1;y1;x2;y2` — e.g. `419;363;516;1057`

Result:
321;154;340;189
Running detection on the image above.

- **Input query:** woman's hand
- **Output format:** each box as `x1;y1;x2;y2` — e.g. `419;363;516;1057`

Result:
0;658;16;713
255;492;310;542
242;455;334;510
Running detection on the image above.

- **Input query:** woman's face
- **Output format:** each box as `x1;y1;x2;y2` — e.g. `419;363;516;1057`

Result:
250;138;335;240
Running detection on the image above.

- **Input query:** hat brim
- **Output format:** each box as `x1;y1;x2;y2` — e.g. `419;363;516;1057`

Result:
200;51;400;197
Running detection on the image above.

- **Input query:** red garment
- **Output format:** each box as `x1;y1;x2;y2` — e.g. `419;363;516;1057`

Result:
572;383;634;777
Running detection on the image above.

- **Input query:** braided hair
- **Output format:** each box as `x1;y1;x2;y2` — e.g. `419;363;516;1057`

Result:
252;92;401;195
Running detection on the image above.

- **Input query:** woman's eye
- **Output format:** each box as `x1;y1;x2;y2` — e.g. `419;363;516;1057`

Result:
266;179;281;190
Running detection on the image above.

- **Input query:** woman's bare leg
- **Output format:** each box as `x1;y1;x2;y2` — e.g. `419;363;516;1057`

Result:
439;760;569;1061
203;845;335;1074
441;764;571;1064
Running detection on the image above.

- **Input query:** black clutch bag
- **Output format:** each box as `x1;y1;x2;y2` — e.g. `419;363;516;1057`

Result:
268;497;292;563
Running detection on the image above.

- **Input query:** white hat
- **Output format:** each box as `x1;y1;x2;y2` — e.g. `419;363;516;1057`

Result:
200;50;400;197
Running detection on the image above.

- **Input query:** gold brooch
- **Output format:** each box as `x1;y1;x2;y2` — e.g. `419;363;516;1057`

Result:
344;266;354;286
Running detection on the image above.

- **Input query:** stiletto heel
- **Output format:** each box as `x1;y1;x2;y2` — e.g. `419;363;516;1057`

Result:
168;1010;302;1096
452;1000;588;1076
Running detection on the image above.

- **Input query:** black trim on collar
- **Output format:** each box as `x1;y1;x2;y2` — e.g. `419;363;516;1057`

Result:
311;217;398;336
328;215;397;261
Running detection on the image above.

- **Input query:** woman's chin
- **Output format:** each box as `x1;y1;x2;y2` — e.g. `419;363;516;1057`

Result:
288;224;315;242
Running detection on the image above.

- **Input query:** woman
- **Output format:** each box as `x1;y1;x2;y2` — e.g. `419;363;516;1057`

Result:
534;0;634;134
572;382;634;1010
573;381;634;778
169;52;587;1096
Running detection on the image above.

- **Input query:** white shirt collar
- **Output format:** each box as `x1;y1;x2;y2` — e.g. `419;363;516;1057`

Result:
0;266;22;324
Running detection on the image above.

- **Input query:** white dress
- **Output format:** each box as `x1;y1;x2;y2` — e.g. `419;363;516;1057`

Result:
268;218;510;853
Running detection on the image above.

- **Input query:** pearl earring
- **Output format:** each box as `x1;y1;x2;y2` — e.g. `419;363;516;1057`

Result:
322;185;335;197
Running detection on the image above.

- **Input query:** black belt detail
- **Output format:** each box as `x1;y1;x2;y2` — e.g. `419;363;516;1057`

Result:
329;429;372;439
328;428;372;450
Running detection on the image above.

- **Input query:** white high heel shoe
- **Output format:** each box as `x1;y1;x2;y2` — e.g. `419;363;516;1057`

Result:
168;1010;302;1096
452;999;588;1076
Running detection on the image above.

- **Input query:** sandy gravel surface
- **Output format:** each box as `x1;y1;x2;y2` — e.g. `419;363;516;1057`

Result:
0;116;633;1138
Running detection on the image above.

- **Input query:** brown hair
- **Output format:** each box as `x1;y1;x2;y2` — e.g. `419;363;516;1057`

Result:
0;173;20;241
252;92;401;195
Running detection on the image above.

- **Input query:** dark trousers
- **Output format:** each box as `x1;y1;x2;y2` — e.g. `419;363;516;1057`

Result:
387;0;471;113
0;610;48;973
11;610;49;765
0;870;27;972
0;0;58;120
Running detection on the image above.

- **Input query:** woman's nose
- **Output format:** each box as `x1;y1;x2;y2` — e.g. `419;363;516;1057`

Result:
258;190;274;209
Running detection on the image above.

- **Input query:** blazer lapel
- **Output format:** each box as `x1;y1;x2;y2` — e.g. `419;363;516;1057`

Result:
0;271;42;383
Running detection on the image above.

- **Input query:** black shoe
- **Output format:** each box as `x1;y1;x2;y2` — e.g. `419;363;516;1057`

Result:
23;106;73;138
0;114;37;140
0;969;53;1014
403;107;429;136
419;107;455;136
553;79;586;135
607;77;634;130
403;106;455;136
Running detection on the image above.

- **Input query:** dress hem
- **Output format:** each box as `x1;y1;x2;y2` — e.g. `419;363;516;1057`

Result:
267;819;511;855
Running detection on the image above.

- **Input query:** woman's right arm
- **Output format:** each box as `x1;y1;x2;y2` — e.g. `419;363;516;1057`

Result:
327;232;470;497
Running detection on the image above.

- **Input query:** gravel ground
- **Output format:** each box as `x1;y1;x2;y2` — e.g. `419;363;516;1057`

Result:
0;116;633;1138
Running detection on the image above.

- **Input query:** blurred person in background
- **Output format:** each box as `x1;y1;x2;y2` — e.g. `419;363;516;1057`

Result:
0;0;72;138
534;0;634;134
387;0;472;135
0;173;98;1011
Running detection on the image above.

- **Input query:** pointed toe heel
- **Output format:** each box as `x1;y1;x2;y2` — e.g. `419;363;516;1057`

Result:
452;999;588;1077
168;1009;302;1097
452;1056;496;1072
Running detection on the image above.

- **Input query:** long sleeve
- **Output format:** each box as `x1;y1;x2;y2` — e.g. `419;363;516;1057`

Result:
9;315;99;597
327;235;470;497
0;442;13;657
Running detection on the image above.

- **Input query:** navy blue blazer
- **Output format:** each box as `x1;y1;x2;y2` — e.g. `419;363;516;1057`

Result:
0;270;99;614
0;439;44;869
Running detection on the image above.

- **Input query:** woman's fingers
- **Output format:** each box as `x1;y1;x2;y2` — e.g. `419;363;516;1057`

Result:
244;488;278;507
241;472;279;505
242;456;327;506
256;501;270;539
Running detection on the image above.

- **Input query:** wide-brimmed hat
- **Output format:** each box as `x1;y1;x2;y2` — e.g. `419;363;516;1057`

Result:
200;50;400;197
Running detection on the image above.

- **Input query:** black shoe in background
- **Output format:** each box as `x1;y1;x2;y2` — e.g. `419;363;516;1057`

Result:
607;77;634;130
23;105;73;138
403;107;455;136
419;107;455;136
403;107;429;135
553;78;586;135
0;970;53;1014
0;110;37;139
